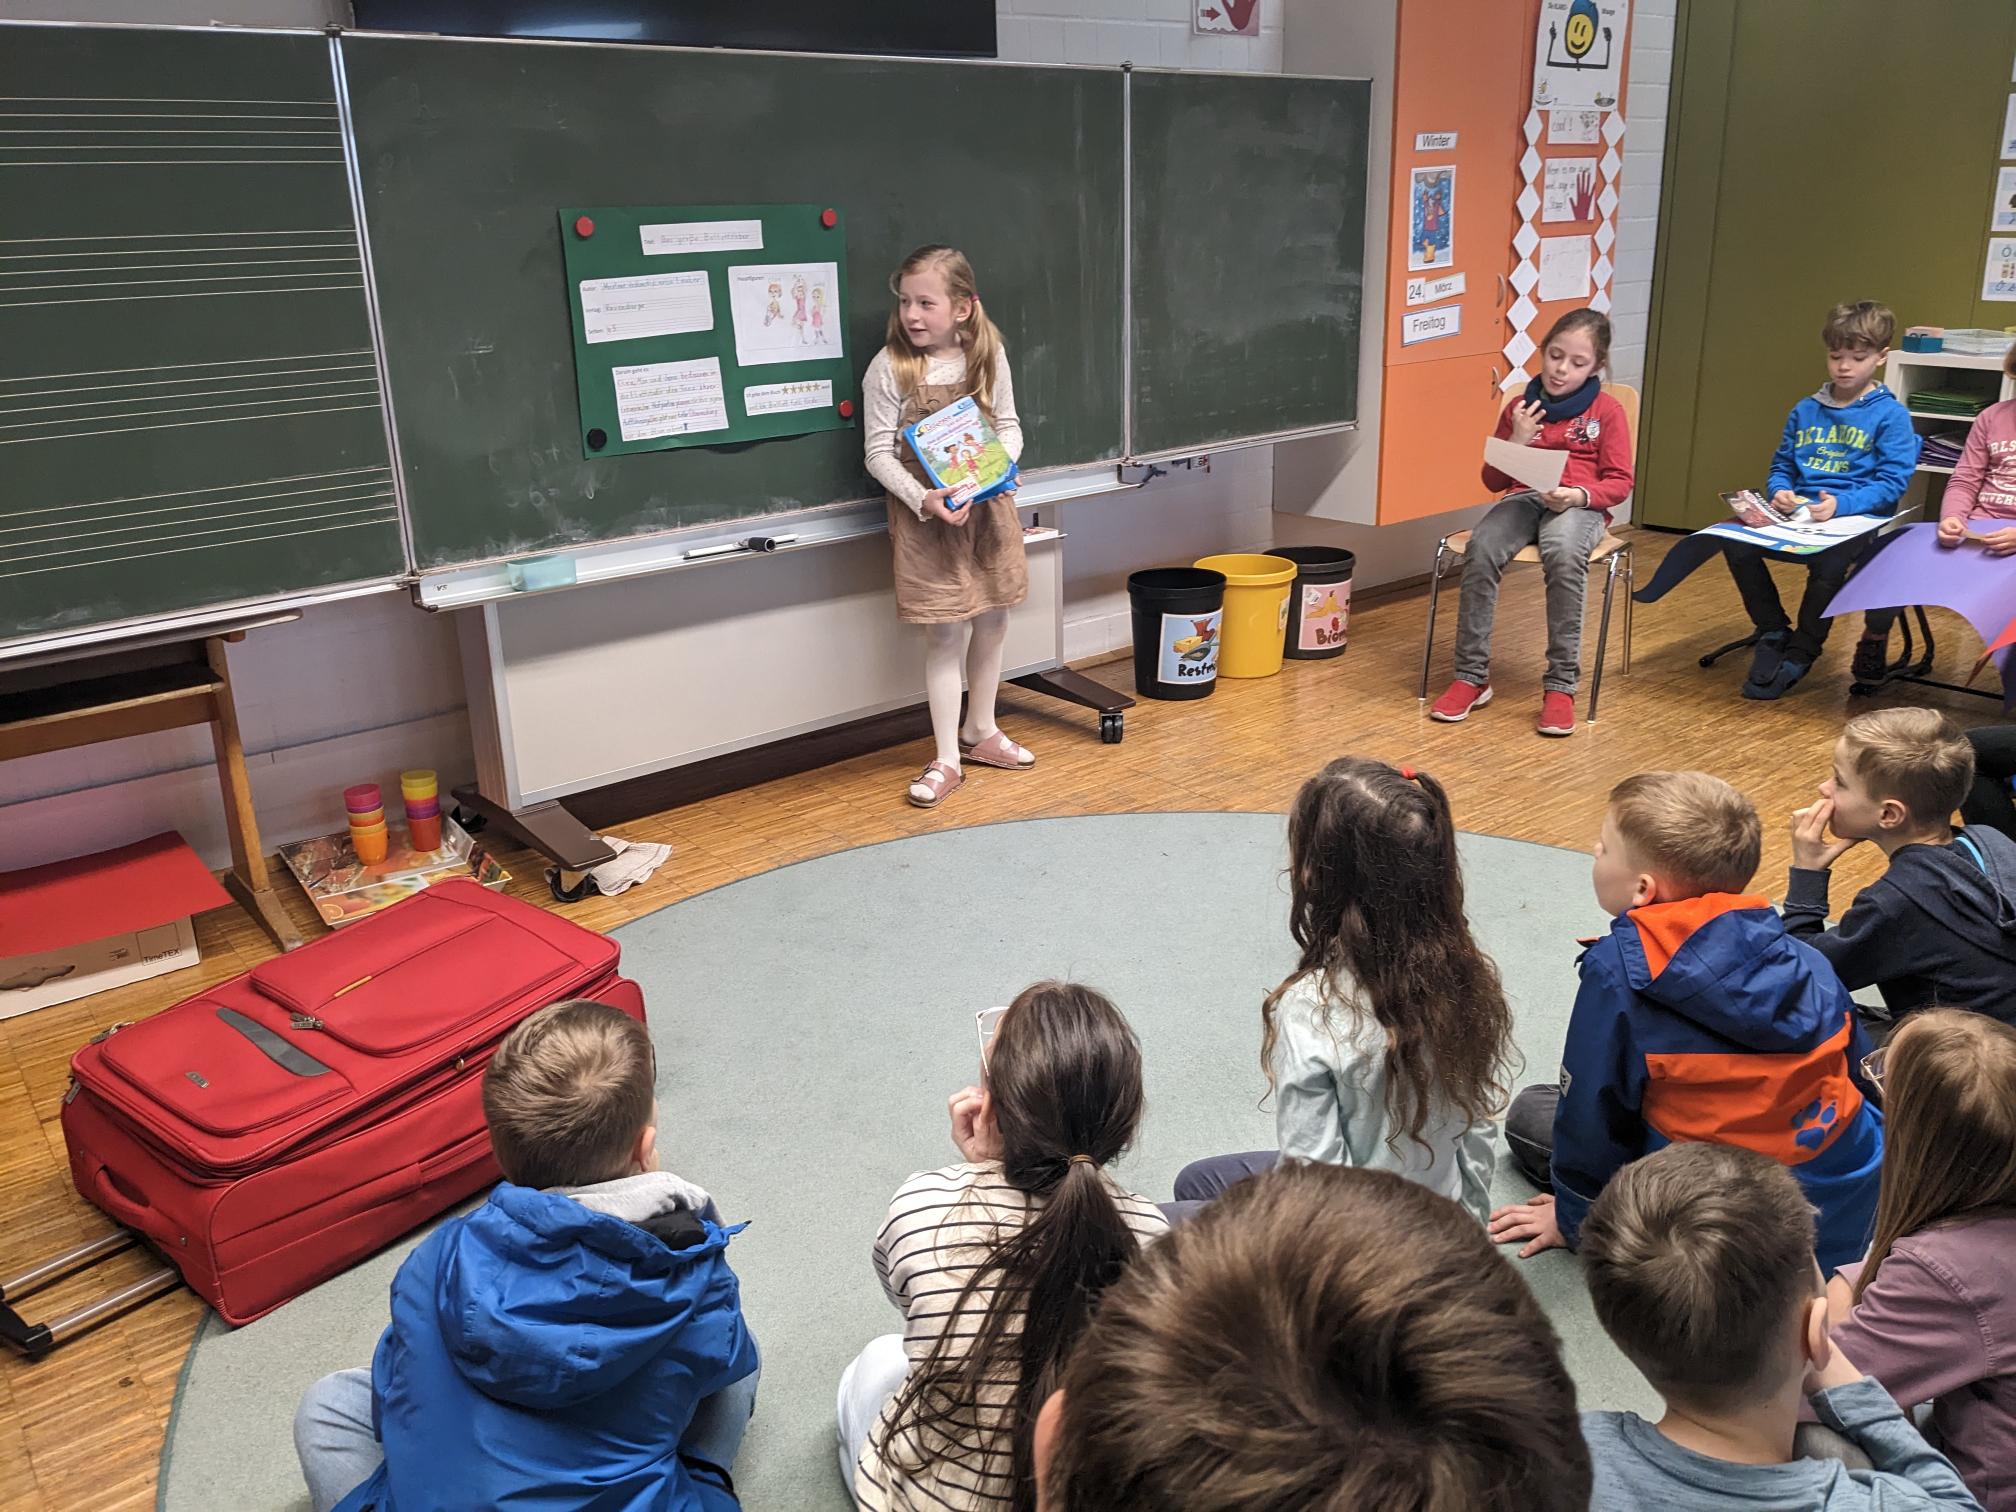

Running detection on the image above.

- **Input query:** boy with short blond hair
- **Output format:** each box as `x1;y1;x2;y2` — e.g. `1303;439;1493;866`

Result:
1493;771;1883;1270
1786;708;2016;1032
1579;1143;1984;1509
1724;300;1921;699
294;1000;758;1512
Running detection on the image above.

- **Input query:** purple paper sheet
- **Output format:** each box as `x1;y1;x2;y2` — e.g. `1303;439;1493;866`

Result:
1824;524;2016;643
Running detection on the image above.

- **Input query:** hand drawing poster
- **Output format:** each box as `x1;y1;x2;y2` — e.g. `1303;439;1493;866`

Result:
1533;0;1630;110
1409;165;1455;272
1543;158;1601;223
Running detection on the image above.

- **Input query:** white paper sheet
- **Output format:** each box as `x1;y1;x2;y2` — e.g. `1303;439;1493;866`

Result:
579;271;714;345
727;262;840;366
1548;108;1602;145
1532;0;1630;110
1987;237;2016;302
1401;303;1462;346
1543;157;1600;222
1995;167;2016;234
1485;436;1568;492
611;357;728;442
2003;94;2016;158
743;378;833;417
1538;234;1592;300
1405;271;1466;307
641;219;764;256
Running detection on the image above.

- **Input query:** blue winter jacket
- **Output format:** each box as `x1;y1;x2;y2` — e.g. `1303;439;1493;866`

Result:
1549;894;1884;1272
1765;382;1920;517
335;1179;757;1512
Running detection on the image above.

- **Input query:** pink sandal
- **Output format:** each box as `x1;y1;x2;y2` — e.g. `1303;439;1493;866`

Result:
907;761;965;808
960;730;1035;771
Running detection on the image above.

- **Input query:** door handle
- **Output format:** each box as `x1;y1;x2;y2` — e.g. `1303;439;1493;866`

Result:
1496;273;1507;308
1489;365;1503;395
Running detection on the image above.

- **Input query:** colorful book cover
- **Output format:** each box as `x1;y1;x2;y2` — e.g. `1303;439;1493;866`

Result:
903;394;1018;507
279;817;509;927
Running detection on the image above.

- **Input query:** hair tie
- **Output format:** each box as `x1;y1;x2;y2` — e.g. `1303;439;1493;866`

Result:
1400;766;1418;781
1067;1153;1096;1167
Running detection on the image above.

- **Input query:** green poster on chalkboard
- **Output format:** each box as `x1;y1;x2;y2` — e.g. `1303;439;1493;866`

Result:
558;203;854;459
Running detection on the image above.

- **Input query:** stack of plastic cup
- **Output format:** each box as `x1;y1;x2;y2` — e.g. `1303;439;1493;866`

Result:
401;769;442;852
345;783;388;863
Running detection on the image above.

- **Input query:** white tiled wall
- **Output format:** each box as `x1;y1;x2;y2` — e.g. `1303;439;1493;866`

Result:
1608;0;1675;392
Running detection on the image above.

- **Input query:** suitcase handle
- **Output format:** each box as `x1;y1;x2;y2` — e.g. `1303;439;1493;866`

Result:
84;1160;159;1233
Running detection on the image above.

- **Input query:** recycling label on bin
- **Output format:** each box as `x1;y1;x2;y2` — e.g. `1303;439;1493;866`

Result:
1159;609;1221;685
1298;579;1351;652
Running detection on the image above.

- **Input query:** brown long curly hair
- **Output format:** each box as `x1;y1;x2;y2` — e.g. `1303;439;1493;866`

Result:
1260;757;1515;1150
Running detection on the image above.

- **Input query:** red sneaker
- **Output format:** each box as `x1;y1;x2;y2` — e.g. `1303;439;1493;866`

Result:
1537;691;1576;737
1430;680;1493;722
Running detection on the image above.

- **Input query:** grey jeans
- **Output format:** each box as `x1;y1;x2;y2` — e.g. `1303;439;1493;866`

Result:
1453;496;1609;694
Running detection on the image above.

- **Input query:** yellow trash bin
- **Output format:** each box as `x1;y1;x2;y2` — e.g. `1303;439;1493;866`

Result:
1193;553;1297;678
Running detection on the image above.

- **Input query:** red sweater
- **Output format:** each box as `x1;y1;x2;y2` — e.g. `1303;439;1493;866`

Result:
1479;390;1635;517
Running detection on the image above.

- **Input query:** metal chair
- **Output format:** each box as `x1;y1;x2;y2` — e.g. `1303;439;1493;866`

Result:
1417;529;1635;723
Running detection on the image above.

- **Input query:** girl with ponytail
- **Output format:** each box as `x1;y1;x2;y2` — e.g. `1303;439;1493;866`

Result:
1171;756;1516;1225
837;982;1166;1512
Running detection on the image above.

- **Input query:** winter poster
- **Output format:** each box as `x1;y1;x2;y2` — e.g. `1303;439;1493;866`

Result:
1194;0;1260;37
1532;0;1630;110
727;262;840;368
1409;165;1456;272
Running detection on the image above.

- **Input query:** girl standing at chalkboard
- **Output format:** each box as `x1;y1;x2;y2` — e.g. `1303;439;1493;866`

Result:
864;245;1031;808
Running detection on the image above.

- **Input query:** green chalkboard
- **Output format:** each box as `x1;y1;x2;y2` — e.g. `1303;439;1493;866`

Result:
0;24;406;647
343;37;1125;571
559;204;853;458
1129;71;1370;459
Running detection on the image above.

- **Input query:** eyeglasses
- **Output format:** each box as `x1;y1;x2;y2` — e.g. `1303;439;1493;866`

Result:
1860;1046;1887;1092
976;1006;1009;1069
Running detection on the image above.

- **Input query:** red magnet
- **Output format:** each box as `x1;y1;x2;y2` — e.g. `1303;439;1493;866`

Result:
573;215;595;238
820;208;838;228
837;399;856;418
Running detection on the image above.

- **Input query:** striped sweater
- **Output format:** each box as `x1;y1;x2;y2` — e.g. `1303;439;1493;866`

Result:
852;1161;1168;1511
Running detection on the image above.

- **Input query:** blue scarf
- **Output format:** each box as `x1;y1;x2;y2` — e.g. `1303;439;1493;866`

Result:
1523;374;1602;423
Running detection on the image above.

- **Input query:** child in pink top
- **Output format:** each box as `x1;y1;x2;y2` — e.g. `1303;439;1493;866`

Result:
1828;1008;2016;1511
1936;345;2016;557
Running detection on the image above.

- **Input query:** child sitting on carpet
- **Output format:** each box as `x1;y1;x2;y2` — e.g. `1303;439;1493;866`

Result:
1784;708;2016;1036
293;1000;759;1512
1490;770;1883;1272
837;981;1168;1511
1033;1163;1592;1512
1825;1009;2016;1511
1168;756;1513;1225
1579;1143;1983;1510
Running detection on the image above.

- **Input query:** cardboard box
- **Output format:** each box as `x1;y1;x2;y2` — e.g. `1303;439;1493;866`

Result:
0;833;228;1020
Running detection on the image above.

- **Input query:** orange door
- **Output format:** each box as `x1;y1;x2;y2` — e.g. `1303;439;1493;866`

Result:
1385;0;1528;367
1377;0;1530;523
1379;355;1511;524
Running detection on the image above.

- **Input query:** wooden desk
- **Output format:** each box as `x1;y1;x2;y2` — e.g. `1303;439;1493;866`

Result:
0;613;305;951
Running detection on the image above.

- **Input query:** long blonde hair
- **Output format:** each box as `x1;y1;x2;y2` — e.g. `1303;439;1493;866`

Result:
1855;1009;2016;1302
883;245;1004;421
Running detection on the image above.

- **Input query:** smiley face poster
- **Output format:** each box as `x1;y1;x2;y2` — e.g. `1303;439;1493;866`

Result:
1532;0;1630;110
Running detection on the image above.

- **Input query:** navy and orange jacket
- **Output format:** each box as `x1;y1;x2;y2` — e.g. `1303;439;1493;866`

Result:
1550;893;1883;1271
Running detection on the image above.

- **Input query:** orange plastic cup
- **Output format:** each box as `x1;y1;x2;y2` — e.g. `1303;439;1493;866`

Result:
352;826;389;863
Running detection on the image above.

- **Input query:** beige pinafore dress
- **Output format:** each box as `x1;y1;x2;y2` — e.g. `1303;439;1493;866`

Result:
886;379;1028;625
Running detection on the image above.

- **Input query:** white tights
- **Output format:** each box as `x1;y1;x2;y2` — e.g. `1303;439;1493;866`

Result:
923;609;1010;769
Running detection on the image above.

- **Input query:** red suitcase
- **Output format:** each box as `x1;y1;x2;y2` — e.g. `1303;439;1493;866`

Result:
54;880;643;1327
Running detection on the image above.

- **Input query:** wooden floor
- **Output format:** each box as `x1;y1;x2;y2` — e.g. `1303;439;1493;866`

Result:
1;527;2000;1510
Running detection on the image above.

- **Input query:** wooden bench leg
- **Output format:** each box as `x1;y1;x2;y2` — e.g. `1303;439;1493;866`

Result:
206;635;304;953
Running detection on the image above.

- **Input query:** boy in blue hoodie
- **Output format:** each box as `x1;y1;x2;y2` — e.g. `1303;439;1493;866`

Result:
1492;770;1883;1272
293;1000;759;1512
1723;300;1921;700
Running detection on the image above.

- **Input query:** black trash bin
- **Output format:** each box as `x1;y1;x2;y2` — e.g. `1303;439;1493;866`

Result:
1128;567;1227;700
1275;546;1355;660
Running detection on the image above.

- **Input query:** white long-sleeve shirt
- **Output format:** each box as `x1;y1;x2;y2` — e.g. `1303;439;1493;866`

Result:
862;347;1023;517
1269;970;1498;1225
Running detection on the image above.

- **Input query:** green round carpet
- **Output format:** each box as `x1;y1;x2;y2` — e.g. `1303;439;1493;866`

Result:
159;812;1655;1510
